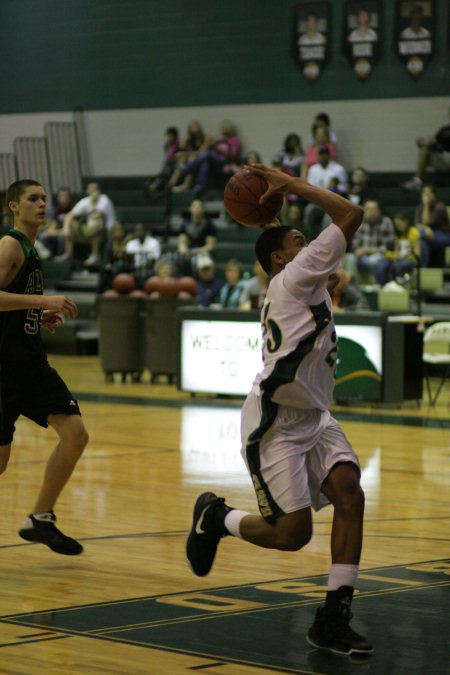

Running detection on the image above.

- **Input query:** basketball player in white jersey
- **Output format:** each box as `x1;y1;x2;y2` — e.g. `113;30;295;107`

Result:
186;164;373;657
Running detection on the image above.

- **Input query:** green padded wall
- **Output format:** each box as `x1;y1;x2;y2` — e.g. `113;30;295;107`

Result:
1;0;448;114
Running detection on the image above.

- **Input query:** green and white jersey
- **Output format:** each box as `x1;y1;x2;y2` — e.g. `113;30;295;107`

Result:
253;224;346;411
0;229;45;365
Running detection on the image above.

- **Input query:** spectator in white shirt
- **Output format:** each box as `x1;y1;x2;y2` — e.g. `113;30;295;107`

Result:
125;223;161;288
58;182;116;267
304;147;348;239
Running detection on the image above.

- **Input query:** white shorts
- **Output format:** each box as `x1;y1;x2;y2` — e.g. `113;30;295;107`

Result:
240;391;360;520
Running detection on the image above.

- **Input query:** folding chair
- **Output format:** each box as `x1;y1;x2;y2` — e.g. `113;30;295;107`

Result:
423;322;450;405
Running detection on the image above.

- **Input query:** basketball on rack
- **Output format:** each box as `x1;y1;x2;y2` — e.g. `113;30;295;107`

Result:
112;273;136;294
224;169;284;227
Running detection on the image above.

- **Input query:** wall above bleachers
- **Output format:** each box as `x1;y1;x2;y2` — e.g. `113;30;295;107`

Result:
0;0;448;176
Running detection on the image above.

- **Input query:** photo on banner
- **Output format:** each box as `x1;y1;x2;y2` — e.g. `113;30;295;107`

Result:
343;1;382;79
293;2;330;82
396;0;434;77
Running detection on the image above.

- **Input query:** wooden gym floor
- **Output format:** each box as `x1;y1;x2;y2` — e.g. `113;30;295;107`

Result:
0;355;448;674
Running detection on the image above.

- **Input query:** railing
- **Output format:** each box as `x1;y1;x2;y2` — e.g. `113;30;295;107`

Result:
13;137;52;197
0;153;18;192
2;109;89;197
45;121;83;192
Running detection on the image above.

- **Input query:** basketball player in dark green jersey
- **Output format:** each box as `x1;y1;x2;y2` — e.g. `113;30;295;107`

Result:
0;179;88;555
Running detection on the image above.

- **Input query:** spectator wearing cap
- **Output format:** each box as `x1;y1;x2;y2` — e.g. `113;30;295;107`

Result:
304;146;348;239
196;254;224;307
302;124;338;178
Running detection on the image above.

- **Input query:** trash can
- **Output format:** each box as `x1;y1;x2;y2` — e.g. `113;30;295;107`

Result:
97;296;145;382
144;296;193;383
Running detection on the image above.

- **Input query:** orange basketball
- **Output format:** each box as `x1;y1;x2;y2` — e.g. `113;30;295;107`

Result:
102;289;120;297
224;169;284;227
144;276;161;295
129;289;147;298
157;276;180;296
178;276;198;296
112;273;135;294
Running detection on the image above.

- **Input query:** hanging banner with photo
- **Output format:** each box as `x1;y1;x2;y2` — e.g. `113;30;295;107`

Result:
343;1;382;79
396;0;434;78
294;2;330;81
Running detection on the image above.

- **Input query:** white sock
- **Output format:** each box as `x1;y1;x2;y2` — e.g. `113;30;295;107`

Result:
21;516;34;530
327;564;359;591
224;509;250;539
21;512;54;530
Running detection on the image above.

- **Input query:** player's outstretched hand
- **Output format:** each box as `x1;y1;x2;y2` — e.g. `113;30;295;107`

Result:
40;310;65;333
244;163;296;204
42;294;78;319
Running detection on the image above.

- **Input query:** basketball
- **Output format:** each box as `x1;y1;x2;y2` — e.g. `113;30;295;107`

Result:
112;273;135;294
145;276;179;296
158;276;180;296
129;289;147;298
102;289;120;297
224;169;284;227
144;276;161;295
178;276;198;296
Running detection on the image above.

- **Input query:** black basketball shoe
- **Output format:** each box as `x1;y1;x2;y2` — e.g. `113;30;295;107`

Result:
307;599;373;656
186;492;232;576
19;512;83;555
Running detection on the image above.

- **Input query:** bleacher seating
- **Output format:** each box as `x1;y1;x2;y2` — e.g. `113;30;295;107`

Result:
36;169;450;354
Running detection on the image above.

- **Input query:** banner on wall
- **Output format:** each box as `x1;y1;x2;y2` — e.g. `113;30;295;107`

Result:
343;1;382;79
396;0;434;77
294;2;330;81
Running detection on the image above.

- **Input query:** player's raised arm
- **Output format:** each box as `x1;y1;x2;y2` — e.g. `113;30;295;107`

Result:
246;163;363;243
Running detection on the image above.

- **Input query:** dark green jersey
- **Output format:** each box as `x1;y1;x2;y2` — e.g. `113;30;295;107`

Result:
0;229;46;364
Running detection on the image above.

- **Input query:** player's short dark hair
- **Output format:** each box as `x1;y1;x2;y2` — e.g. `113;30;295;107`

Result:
6;179;42;213
255;226;291;275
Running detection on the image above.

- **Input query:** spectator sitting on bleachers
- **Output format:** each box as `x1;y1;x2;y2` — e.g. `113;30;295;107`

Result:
347;167;378;206
239;259;269;310
414;184;450;267
303;145;348;239
244;150;263;165
350;199;396;285
375;213;420;286
125;223;161;289
307;112;338;145
271;132;304;178
216;258;247;309
177;198;217;275
147;126;180;191
39;186;74;258
327;269;370;312
169;120;212;191
402;108;450;191
172;120;242;195
58;182;116;267
195;253;224;307
302;123;338;178
97;222;130;293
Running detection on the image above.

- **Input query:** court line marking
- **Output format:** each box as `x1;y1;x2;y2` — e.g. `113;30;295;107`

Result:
2;557;449;620
0;621;320;675
2;568;448;674
4;586;448;674
3;580;448;635
71;391;450;429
